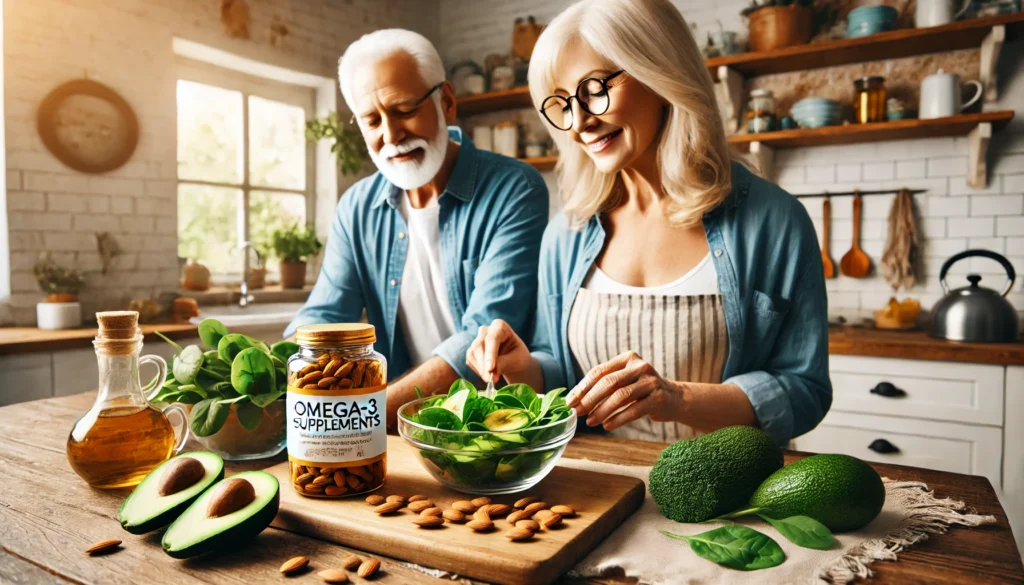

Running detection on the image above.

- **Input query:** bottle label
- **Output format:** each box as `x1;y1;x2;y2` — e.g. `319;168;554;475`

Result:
286;384;387;466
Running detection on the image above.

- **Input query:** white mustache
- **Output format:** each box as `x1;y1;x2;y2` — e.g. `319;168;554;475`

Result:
379;139;429;160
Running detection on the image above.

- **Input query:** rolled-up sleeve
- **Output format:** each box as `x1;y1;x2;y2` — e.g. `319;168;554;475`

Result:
432;179;548;381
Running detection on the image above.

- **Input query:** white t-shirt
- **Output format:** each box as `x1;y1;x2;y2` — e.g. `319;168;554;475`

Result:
583;253;720;295
396;195;457;366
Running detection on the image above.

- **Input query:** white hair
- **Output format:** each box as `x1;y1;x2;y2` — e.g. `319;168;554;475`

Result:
338;29;445;113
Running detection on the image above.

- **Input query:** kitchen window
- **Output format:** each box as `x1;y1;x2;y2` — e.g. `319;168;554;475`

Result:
176;61;315;280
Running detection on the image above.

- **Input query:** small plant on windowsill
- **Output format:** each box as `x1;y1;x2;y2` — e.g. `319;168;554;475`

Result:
271;224;322;289
33;252;88;330
305;112;369;177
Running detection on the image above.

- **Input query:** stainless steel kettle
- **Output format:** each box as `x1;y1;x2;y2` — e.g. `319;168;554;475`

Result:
930;249;1019;342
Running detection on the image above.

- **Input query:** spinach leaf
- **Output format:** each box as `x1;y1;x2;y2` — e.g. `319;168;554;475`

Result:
235;398;263;431
175;383;207;400
661;526;785;571
270;340;299;363
218;333;263;364
173;389;206;405
493;394;527;410
414;386;424;399
198;318;229;350
172;345;204;385
418;407;462;430
499;384;538;411
537;387;568;421
153;330;184;353
249;391;285;407
190;398;231;437
231;347;276;396
757;515;834;550
448;379;477;397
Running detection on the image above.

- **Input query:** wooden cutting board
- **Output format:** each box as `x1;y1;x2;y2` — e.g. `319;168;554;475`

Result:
266;435;646;585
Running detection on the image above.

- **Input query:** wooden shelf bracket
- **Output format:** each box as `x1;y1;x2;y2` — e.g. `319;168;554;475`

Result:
980;25;1005;102
715;66;745;134
968;122;992;189
749;141;775;181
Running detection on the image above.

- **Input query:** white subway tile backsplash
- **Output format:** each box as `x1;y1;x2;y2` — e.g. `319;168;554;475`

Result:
896;160;927;179
967;238;1006;253
1003;173;1024;193
948;217;995;238
920;217;947;238
927;157;967;177
805;165;836;184
997;216;1024;237
924;196;969;217
923;238;967;256
836;164;861;182
862;162;895;181
993;154;1024;174
971;194;1024;216
776;165;806;186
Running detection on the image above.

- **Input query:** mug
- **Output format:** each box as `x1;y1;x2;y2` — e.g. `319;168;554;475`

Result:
915;0;970;27
919;69;983;119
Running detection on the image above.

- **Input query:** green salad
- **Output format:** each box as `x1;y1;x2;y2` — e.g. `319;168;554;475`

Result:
404;380;574;487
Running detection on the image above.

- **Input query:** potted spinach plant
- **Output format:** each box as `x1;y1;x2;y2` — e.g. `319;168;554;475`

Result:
271;224;322;289
154;318;297;460
33;252;87;330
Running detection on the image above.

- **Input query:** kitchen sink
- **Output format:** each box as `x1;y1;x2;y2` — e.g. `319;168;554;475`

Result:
190;302;304;328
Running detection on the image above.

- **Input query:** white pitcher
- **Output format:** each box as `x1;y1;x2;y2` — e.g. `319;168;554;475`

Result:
915;0;971;27
919;69;983;119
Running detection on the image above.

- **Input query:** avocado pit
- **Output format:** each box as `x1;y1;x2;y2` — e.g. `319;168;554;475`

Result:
158;456;206;496
207;477;256;518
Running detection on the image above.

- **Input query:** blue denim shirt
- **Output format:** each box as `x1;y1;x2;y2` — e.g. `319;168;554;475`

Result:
528;162;831;443
285;127;549;383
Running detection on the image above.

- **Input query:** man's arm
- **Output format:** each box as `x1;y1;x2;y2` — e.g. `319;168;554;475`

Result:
385;356;459;430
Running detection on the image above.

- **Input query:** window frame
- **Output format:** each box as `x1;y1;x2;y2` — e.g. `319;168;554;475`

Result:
176;58;317;282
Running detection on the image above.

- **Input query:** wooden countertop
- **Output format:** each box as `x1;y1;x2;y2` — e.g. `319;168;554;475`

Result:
0;322;199;355
828;326;1024;366
1;392;1020;585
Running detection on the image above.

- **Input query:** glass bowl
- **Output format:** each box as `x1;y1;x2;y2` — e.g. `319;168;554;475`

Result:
397;397;577;495
188;401;286;461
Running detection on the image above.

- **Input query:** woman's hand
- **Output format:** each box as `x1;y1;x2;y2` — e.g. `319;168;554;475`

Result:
466;319;535;384
568;351;684;431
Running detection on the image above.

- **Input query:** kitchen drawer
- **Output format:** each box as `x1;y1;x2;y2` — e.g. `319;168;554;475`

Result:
794;411;1003;488
829;355;1004;426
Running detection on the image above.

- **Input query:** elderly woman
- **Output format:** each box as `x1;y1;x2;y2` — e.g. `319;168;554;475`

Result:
466;0;831;444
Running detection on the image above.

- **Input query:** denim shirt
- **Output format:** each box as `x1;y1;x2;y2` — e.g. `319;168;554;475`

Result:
528;162;831;444
285;127;549;384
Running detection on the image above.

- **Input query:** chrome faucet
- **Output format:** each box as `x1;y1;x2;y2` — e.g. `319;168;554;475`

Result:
237;241;259;307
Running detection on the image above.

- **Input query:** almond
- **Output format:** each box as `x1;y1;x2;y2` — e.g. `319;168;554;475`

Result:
335;361;355;378
408;494;429;502
514;496;539;509
442;509;466;523
540;512;563;528
345;474;364;490
484;504;512;517
311;474;333;487
420;507;443;517
516;519;541;532
385;495;406;504
365;495;386;505
523;502;548;515
412;515;445;528
158;457;205;496
357;558;380;578
533;509;554;520
407;500;434;513
452;500;478;513
84;538;121;555
466;518;494;532
322;359;341;377
317;568;349;583
295;473;316;487
207;478;256;518
341;555;362;570
324;485;348;496
334;471;346;487
505;527;534;541
317;352;331;366
470;497;492;507
473;508;491;522
550;504;576;517
506;510;530;525
374;501;403;515
349;466;373;481
304;483;326;494
280;556;309;574
319;467;338;476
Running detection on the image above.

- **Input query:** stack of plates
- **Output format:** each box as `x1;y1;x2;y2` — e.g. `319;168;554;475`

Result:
790;98;843;129
847;5;898;37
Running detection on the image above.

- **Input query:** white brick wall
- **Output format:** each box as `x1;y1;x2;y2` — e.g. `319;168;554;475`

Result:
439;0;1024;323
3;0;439;325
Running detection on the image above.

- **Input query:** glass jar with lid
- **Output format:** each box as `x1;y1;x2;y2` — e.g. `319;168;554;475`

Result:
747;88;776;134
286;324;387;498
854;76;887;123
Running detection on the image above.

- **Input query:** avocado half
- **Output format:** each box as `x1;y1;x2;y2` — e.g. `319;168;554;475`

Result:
119;452;225;535
161;471;280;559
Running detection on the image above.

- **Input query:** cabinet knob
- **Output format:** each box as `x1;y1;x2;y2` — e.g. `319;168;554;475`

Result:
870;382;906;398
868;438;900;454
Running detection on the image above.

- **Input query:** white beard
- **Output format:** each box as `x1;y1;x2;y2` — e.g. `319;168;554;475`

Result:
368;98;449;190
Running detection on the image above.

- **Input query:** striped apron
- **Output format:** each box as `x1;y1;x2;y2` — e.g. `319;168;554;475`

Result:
567;288;729;443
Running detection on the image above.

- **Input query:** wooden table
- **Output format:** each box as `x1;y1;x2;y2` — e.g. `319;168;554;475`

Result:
1;393;1021;585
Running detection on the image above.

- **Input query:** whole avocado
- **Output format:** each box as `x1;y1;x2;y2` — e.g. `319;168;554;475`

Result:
649;425;784;523
749;454;885;532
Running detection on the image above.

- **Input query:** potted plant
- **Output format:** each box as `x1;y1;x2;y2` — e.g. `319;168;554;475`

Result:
154;319;296;460
742;0;834;52
272;224;322;289
33;252;87;330
306;112;369;176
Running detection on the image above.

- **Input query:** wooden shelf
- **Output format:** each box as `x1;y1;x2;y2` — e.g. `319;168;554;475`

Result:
728;111;1014;150
706;12;1024;79
456;86;531;116
521;156;557;171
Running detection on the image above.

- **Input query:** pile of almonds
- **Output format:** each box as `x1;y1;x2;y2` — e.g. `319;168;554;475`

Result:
291;462;385;497
280;554;381;583
365;493;578;542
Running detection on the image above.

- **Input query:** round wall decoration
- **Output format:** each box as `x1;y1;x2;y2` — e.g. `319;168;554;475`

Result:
36;79;139;174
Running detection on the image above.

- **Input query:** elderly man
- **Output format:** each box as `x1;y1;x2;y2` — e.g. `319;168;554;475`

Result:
284;29;548;428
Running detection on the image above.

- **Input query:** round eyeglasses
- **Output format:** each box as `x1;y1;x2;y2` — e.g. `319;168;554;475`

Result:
540;70;625;131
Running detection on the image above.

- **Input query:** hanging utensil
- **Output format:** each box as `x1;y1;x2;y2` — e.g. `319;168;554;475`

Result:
881;189;918;289
840;192;871;278
822;196;835;278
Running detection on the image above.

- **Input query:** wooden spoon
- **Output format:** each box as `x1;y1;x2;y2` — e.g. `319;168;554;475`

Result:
821;197;835;278
840;193;871;278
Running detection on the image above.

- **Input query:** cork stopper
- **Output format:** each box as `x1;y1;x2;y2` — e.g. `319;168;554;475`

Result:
96;311;139;340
